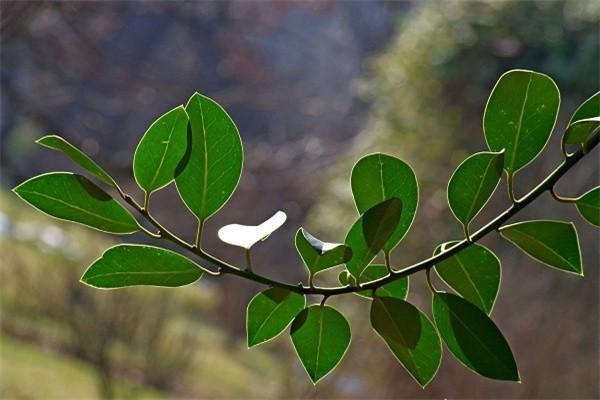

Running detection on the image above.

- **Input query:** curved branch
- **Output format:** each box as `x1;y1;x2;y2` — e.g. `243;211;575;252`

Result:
123;131;599;296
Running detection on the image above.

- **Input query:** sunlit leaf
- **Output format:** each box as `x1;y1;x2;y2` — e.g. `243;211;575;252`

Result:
133;106;189;195
575;187;599;227
499;220;582;275
13;172;138;234
246;288;305;348
434;242;500;315
370;297;441;388
218;211;287;249
81;244;203;288
433;292;519;381
175;93;243;221
290;305;351;384
37;135;118;188
484;69;560;174
295;228;352;276
351;153;418;251
447;151;504;230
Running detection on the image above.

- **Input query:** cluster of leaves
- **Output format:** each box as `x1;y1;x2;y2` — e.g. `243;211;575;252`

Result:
13;69;599;386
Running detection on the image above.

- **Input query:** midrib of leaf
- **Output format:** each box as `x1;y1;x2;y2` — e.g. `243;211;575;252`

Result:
250;295;290;344
378;154;386;200
464;156;496;223
505;228;576;270
18;190;133;228
439;297;514;375
314;308;325;378
452;255;486;310
87;269;196;279
199;99;209;219
148;111;182;191
578;202;598;214
508;73;533;172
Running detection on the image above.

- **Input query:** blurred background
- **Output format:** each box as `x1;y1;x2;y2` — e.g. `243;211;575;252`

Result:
1;1;598;398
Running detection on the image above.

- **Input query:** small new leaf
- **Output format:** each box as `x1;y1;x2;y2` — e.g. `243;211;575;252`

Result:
563;117;600;145
295;228;352;276
575;187;599;227
13;172;138;234
370;297;442;388
290;305;351;384
133;105;189;195
81;244;203;288
218;211;287;249
484;69;560;174
447;151;504;232
569;91;600;124
499;220;582;275
246;288;305;348
339;265;409;300
433;292;519;381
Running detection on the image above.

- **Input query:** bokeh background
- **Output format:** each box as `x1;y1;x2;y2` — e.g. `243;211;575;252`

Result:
1;1;599;398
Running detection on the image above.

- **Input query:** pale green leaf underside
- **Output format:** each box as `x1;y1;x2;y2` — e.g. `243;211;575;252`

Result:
575;187;599;227
81;244;203;288
13;172;138;234
484;69;560;174
218;211;287;249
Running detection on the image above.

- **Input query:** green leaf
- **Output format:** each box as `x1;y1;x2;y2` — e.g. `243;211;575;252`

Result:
295;228;352;277
564;117;600;145
338;270;356;286
81;244;203;288
351;153;418;251
499;220;582;275
218;211;286;249
290;305;351;384
575;187;599;227
447;151;504;231
246;287;305;348
36;135;118;188
484;69;560;174
338;265;409;300
434;242;500;315
370;297;441;388
345;198;402;280
433;292;519;381
175;93;243;221
13;172;139;234
569;91;599;124
133;105;189;195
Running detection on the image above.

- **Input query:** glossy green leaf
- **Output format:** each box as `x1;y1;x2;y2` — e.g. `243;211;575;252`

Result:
338;265;409;300
13;172;138;234
133;106;189;195
564;117;600;145
434;242;500;315
290;305;351;384
218;211;286;249
484;69;560;174
575;187;599;227
246;288;305;348
447;151;504;230
37;135;118;188
345;198;402;280
295;228;352;277
499;220;582;275
81;244;203;288
370;297;441;388
433;292;519;381
175;93;243;221
569;91;599;124
351;153;418;251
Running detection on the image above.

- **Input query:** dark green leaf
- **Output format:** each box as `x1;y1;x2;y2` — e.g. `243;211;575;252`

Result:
569;91;599;124
433;292;519;381
295;228;352;276
81;244;203;288
290;305;351;384
575;187;599;227
499;220;582;275
447;151;504;230
351;153;418;251
434;242;500;315
564;117;600;145
218;211;286;249
133;106;189;194
37;135;118;188
344;198;402;280
338;270;356;286
338;265;409;300
370;297;441;388
176;93;243;221
246;288;305;348
484;69;560;174
13;172;138;234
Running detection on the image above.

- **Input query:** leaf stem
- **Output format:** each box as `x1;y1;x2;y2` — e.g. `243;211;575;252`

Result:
245;248;253;273
384;250;392;273
425;268;438;294
507;173;518;204
196;219;204;249
462;224;472;243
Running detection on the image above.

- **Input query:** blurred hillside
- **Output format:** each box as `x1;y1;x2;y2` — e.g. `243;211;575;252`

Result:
1;1;599;399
